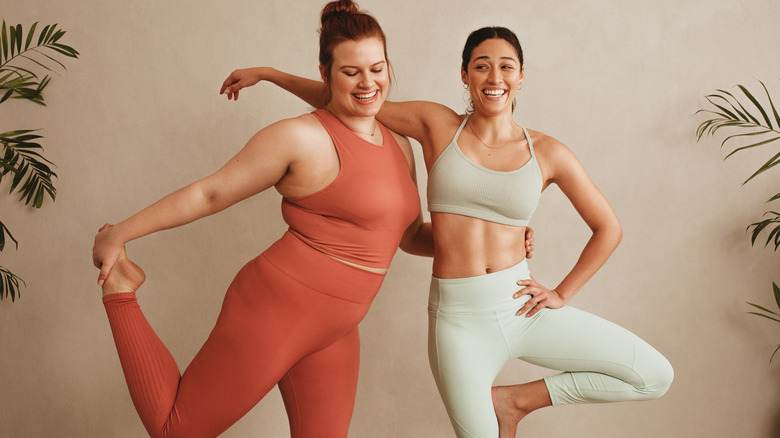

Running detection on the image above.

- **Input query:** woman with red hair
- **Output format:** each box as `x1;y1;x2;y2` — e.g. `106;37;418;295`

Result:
94;1;432;437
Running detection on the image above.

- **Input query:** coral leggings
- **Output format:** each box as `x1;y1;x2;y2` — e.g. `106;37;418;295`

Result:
103;232;385;438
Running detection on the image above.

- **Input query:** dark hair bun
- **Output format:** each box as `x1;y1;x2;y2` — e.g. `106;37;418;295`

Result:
321;0;359;25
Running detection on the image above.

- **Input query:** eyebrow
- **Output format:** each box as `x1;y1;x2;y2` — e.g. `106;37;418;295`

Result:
473;56;517;63
339;61;387;69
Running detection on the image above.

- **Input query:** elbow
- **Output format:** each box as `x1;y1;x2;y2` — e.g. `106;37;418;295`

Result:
399;234;419;255
592;217;622;249
399;224;433;257
190;181;225;217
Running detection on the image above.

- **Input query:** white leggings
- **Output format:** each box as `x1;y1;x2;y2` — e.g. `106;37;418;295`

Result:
428;260;673;438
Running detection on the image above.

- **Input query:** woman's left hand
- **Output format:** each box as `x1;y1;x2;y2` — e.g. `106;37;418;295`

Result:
220;67;265;101
513;277;565;317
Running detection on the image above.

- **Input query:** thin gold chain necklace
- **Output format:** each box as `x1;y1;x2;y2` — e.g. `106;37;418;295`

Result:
347;121;378;136
467;119;516;149
326;105;378;136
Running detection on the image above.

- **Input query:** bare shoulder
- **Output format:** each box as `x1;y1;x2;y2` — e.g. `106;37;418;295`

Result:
526;128;576;162
245;113;332;158
257;113;329;144
525;128;585;185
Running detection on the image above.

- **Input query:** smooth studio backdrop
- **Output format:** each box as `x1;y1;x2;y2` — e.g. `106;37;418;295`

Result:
2;0;779;436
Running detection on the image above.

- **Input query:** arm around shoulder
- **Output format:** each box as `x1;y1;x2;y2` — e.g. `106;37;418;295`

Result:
378;100;460;145
221;67;328;108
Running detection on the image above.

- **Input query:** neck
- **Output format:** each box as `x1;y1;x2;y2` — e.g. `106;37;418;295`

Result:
325;104;379;137
468;111;520;140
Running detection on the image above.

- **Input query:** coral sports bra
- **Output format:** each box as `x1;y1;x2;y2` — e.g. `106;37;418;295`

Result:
281;109;420;268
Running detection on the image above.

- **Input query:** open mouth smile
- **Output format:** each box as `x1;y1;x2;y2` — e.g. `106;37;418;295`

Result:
353;90;379;104
482;89;507;100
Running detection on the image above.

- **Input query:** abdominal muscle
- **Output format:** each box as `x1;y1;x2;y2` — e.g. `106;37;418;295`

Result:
431;212;527;279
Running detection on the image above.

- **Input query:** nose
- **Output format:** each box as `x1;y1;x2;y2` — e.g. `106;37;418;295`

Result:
488;68;501;84
359;72;375;88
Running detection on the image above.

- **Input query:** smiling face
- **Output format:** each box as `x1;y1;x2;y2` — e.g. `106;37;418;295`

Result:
462;38;524;116
321;37;389;118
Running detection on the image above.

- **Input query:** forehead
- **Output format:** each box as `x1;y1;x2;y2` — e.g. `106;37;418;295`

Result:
469;38;519;63
331;37;386;67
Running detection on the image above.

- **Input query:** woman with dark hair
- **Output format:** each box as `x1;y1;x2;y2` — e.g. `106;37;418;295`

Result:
224;25;673;438
92;1;434;437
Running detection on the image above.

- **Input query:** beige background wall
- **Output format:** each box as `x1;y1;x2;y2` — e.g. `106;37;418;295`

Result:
2;0;779;436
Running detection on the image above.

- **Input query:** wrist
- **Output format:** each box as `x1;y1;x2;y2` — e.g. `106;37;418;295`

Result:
258;67;277;84
553;288;573;303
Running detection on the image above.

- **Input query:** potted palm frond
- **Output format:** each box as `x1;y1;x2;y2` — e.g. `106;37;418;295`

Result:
696;81;780;361
1;20;79;301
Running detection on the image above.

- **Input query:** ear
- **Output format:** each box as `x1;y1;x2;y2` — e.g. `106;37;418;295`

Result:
319;64;329;85
519;65;526;83
461;68;468;86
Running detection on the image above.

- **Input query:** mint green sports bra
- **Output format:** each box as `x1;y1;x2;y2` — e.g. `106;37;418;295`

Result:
427;115;543;226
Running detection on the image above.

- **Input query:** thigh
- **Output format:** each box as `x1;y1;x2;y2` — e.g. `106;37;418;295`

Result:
171;256;368;435
278;327;361;438
511;306;665;386
429;310;508;438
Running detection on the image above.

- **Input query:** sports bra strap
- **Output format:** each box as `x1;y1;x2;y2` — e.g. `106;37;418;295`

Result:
522;126;536;160
453;115;470;141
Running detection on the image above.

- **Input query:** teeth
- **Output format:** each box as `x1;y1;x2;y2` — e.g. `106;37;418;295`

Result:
483;89;505;96
355;91;378;100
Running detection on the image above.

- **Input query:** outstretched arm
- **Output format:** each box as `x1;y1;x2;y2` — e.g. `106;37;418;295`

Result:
92;118;305;285
219;67;459;149
515;136;621;316
221;67;328;108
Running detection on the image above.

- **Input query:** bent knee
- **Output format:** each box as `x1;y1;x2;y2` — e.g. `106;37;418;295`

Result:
639;355;674;399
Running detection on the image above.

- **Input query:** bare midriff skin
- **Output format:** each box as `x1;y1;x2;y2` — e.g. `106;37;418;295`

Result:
432;213;526;278
329;255;389;274
218;39;622;437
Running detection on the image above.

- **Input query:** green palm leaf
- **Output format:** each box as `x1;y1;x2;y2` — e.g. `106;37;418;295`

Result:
0;219;17;251
0;21;78;303
0;21;79;102
0;266;25;302
0;130;57;208
745;283;780;363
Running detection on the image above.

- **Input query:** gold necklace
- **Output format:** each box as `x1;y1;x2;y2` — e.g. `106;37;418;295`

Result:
467;120;515;149
325;105;378;136
344;120;378;137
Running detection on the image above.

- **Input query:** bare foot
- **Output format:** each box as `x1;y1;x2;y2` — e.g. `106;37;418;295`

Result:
492;386;528;438
492;380;552;437
101;249;146;297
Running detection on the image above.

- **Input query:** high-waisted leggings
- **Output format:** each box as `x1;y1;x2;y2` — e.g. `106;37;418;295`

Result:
103;232;385;438
428;259;674;438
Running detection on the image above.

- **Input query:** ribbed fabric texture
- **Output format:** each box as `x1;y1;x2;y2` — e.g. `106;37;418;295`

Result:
282;109;420;268
427;116;542;226
102;234;383;437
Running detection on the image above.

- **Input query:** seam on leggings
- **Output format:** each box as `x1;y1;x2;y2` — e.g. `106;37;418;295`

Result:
449;414;480;438
495;311;515;359
628;330;647;389
282;374;300;436
430;309;478;437
260;253;369;305
530;356;645;393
